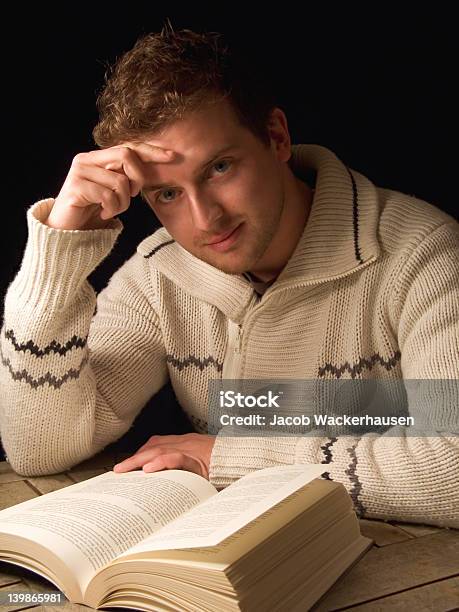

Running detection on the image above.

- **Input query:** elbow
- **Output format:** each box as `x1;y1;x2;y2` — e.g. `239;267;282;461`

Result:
1;442;81;478
3;452;69;478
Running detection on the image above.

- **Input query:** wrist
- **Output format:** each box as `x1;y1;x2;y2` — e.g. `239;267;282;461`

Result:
45;204;112;231
5;199;123;311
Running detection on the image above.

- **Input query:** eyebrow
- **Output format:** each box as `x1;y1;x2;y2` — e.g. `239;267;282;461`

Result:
142;145;239;192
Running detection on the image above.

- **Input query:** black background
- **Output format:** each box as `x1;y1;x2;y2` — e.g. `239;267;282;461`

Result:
1;7;457;454
3;6;457;304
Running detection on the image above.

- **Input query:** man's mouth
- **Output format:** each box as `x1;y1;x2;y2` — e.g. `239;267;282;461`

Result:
205;223;244;252
206;225;241;245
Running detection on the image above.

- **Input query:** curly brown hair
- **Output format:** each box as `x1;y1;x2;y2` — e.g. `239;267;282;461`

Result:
92;23;278;149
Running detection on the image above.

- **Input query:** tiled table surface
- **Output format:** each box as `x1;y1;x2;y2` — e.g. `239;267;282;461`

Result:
0;451;458;611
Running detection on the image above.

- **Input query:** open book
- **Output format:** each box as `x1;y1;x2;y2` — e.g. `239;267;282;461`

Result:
0;465;372;611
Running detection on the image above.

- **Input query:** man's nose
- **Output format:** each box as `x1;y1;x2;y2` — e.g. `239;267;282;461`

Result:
188;190;224;231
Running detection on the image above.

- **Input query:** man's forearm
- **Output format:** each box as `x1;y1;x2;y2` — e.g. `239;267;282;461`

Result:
209;430;459;528
0;199;125;475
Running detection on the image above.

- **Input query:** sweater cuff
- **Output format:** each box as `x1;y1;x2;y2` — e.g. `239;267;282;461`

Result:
6;199;123;311
208;428;328;489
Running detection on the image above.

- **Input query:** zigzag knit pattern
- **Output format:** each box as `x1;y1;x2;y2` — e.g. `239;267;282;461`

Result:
1;350;88;390
318;351;402;378
321;437;338;464
166;354;223;372
345;443;367;517
4;329;87;357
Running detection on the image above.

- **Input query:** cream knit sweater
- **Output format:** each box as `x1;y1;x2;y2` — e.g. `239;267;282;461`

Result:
1;145;458;527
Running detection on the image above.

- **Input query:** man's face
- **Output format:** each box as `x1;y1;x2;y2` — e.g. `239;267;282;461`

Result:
136;99;288;275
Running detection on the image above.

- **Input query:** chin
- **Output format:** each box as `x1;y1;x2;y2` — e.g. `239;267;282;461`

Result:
194;251;251;275
215;263;248;275
206;258;247;275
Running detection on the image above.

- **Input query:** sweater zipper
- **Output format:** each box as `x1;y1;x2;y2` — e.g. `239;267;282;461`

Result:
222;320;243;380
222;292;258;380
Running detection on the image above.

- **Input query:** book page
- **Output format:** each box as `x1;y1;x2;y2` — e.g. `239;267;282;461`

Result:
122;464;326;554
0;469;216;595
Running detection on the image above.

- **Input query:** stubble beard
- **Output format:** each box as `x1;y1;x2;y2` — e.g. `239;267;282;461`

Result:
199;191;286;276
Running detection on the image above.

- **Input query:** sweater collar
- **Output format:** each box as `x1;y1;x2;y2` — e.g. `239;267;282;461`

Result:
137;144;381;322
274;144;381;290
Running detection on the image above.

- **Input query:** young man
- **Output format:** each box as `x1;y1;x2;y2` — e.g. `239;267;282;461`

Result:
1;27;457;527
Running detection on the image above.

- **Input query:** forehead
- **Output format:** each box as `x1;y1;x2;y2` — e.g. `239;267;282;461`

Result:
141;99;253;154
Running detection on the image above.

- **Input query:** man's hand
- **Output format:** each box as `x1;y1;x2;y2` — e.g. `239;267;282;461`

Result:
113;433;216;480
46;143;174;230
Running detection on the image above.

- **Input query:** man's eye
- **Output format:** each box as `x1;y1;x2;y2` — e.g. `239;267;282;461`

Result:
211;159;232;175
155;160;233;203
156;188;179;203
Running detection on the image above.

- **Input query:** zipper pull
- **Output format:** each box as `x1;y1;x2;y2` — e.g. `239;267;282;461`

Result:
235;325;242;354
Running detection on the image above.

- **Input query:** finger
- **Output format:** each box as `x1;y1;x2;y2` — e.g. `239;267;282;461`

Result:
113;446;174;472
113;453;147;472
104;161;138;198
61;179;122;220
85;144;173;165
118;143;177;198
84;146;174;197
143;452;205;477
120;144;177;198
72;164;131;213
121;142;176;165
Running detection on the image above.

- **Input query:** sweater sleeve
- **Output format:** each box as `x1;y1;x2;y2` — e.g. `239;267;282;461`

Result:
209;222;459;528
0;199;168;476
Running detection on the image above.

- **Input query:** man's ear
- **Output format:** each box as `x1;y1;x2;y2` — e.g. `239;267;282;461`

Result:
267;107;291;163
